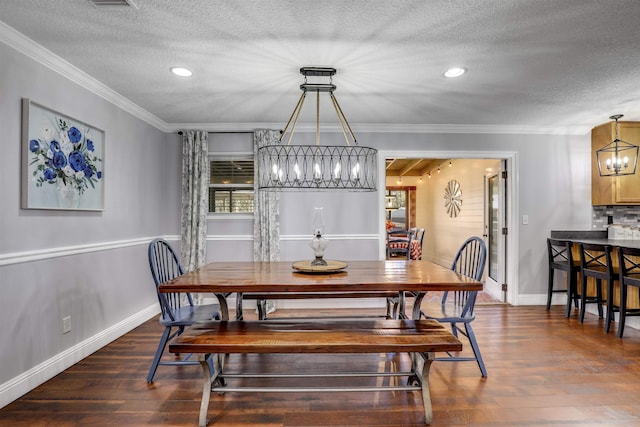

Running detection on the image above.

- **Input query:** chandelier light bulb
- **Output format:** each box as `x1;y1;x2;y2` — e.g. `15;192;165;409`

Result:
294;163;301;180
334;162;341;180
314;162;322;182
352;162;361;182
272;163;281;181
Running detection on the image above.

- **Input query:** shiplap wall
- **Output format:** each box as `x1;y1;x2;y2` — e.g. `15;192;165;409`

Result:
421;159;499;267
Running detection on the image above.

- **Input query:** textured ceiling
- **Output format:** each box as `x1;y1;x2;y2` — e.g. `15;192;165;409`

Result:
2;0;640;133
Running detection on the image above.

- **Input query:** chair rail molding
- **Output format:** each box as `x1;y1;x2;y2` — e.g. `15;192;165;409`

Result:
0;237;160;266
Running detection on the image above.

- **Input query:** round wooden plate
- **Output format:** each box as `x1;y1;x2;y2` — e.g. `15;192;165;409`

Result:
292;260;348;274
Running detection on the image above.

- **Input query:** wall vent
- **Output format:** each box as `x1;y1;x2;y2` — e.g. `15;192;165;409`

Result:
88;0;138;9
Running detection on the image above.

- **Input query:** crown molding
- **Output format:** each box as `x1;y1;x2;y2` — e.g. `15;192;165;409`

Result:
0;21;169;132
351;123;590;135
170;122;590;136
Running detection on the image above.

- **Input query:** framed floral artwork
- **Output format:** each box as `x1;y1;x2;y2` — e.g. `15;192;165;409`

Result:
21;99;104;211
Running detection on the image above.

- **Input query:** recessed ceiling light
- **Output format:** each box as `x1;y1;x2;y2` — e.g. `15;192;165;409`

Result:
170;67;193;77
444;67;467;78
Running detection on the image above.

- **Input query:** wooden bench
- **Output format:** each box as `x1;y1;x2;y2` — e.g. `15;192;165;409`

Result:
169;319;462;426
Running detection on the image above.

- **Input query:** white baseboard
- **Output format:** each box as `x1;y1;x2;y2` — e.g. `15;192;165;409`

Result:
0;303;160;409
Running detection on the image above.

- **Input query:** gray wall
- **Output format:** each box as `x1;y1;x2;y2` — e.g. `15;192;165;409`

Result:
0;42;177;405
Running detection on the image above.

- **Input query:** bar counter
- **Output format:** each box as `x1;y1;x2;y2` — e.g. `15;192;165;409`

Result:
550;230;640;249
550;230;640;311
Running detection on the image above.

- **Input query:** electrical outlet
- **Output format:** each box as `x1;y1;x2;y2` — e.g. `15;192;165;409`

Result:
522;215;529;225
62;316;71;334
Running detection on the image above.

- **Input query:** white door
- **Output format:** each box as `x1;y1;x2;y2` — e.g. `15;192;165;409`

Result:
484;160;507;301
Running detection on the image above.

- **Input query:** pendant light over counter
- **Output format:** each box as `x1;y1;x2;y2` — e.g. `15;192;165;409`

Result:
596;114;639;176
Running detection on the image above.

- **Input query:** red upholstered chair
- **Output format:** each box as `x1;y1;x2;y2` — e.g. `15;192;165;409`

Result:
387;228;413;259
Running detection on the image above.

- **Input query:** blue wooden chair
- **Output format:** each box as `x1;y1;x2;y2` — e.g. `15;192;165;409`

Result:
146;238;219;383
418;236;488;377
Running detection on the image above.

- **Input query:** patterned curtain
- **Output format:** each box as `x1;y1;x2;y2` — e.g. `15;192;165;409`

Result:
253;129;281;261
180;130;209;289
253;130;280;314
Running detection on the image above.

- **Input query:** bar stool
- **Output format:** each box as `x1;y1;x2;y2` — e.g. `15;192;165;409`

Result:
577;242;614;330
616;246;640;338
546;238;580;316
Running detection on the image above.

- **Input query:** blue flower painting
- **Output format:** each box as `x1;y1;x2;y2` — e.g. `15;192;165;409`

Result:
23;100;104;210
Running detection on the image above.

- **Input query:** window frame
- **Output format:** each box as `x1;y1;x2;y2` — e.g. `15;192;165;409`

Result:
208;151;255;217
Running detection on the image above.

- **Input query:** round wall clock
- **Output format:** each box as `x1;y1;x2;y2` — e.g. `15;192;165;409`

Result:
444;180;462;217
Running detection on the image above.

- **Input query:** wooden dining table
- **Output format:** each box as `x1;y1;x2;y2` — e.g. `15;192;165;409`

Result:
160;259;481;426
159;259;483;320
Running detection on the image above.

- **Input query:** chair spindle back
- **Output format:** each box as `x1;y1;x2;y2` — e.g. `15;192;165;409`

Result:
443;236;487;317
148;238;193;322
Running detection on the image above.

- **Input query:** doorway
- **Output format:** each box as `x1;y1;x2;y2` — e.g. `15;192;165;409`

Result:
380;152;515;305
484;160;507;302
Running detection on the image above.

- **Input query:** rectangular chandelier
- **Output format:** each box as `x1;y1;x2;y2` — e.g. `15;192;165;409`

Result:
257;67;377;191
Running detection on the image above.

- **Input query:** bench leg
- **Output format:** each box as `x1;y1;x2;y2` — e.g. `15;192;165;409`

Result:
197;355;213;427
213;353;226;388
418;352;435;425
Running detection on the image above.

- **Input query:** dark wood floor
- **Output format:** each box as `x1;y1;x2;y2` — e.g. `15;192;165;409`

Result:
3;304;640;426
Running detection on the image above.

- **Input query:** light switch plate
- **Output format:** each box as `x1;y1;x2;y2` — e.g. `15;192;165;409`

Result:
63;316;71;334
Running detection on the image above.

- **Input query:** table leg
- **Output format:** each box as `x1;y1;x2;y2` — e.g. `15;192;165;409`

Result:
412;292;426;320
214;293;229;321
419;352;435;425
395;291;405;319
197;355;212;427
